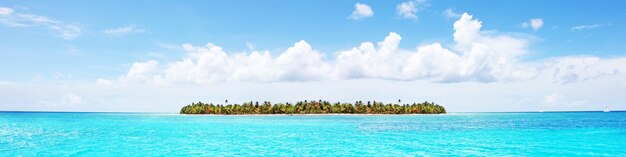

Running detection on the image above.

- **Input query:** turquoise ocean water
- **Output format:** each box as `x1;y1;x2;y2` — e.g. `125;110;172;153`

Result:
1;112;625;156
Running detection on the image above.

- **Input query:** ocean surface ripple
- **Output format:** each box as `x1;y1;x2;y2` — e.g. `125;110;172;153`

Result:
1;112;625;156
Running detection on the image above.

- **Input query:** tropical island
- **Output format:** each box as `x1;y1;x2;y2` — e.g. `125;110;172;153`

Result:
180;100;446;114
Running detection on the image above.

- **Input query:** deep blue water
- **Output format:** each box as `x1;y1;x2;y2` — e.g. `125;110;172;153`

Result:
1;112;625;156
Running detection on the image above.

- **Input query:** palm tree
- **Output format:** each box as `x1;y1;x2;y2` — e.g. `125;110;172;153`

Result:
180;100;446;114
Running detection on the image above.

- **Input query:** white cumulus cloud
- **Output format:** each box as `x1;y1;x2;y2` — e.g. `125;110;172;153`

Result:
158;40;331;84
93;12;623;105
396;0;426;19
106;12;540;84
123;60;159;82
348;3;374;20
334;13;533;82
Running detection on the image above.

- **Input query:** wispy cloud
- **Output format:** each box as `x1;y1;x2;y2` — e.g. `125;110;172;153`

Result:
0;7;14;15
571;24;602;31
102;24;145;36
521;18;544;31
65;45;81;56
0;6;81;40
348;3;373;20
156;42;181;50
442;8;460;19
245;42;255;51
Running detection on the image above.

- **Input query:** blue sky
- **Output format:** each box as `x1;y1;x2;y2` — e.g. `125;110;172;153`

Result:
1;0;626;112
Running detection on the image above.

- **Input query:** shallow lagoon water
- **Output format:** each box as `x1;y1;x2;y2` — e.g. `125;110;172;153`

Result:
1;112;625;156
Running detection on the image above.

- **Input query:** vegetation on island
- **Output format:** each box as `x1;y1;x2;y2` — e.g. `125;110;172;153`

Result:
180;100;446;114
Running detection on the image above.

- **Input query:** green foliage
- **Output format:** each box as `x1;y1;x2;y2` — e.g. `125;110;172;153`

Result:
180;100;446;114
